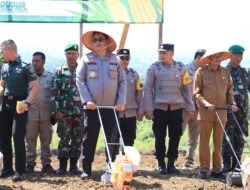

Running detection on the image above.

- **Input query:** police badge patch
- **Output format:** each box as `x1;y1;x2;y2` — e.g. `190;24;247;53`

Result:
90;71;96;78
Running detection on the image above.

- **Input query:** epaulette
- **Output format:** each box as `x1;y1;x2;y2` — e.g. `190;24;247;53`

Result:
153;61;161;67
22;61;31;66
220;66;230;71
129;68;136;73
176;61;184;67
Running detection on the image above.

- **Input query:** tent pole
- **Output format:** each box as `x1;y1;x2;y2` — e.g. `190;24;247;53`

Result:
119;24;130;49
158;23;163;48
79;23;83;57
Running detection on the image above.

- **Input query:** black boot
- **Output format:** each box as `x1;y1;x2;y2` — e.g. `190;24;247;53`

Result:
70;157;82;175
56;157;68;175
222;156;231;173
81;160;92;179
158;158;167;174
232;154;241;171
167;159;180;174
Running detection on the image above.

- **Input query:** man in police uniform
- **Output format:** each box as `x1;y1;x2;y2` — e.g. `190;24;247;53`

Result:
193;51;237;179
182;49;206;168
76;31;126;178
144;44;194;174
0;39;39;181
50;44;84;175
0;53;3;152
222;45;250;173
25;52;55;173
116;48;143;146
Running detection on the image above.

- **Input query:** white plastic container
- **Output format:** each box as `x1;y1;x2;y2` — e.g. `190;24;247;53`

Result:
0;152;3;176
124;146;140;172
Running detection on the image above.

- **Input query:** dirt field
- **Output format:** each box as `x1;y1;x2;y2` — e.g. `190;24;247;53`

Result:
0;152;242;190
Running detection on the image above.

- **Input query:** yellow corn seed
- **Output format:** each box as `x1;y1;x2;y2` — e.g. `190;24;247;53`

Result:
105;0;130;23
128;0;157;23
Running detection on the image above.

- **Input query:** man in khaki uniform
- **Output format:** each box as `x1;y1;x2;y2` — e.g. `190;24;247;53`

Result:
183;49;206;168
26;52;54;173
193;51;237;179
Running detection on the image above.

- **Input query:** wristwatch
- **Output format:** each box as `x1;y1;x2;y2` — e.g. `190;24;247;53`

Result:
24;100;31;107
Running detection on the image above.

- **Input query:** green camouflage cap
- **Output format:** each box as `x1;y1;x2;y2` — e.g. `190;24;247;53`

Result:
228;45;245;54
64;43;79;51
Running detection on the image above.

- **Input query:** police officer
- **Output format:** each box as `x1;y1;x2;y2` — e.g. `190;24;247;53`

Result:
0;39;39;181
0;54;3;152
76;31;126;178
143;44;194;174
222;45;250;173
183;49;206;168
116;48;143;146
25;52;55;173
193;51;238;179
50;44;84;175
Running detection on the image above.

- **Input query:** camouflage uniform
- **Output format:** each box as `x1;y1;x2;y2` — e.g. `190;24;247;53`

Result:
222;63;250;170
50;64;84;158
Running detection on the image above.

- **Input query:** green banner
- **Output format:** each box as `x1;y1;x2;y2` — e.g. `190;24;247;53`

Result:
0;0;163;23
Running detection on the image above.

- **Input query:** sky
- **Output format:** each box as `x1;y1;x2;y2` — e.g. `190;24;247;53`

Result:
0;0;250;73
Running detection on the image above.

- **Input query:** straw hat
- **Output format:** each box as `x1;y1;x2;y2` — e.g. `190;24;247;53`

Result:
82;30;117;53
198;51;231;65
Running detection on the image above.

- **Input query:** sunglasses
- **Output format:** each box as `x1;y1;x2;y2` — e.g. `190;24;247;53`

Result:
93;38;106;43
120;56;130;61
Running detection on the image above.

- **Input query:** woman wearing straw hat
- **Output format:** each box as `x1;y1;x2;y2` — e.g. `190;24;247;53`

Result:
193;51;238;179
76;31;126;179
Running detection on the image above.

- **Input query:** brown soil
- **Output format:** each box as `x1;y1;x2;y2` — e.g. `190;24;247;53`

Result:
0;153;242;190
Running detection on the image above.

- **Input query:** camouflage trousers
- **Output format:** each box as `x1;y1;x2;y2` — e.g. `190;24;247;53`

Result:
222;111;248;166
57;115;84;158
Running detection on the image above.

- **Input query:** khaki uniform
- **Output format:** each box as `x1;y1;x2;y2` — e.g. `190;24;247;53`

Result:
26;70;53;167
193;64;234;173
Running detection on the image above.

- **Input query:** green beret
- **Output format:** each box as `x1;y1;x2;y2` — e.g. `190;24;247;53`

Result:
64;43;79;51
228;45;245;54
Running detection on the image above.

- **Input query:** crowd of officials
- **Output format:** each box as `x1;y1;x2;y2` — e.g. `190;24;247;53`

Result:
0;30;249;183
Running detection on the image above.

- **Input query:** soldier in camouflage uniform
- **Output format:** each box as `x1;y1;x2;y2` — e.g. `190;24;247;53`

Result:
50;44;84;175
222;45;250;173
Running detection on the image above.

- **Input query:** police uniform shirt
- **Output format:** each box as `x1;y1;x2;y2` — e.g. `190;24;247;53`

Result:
76;52;126;106
28;70;53;121
143;60;194;112
193;64;234;122
119;68;143;118
1;56;37;96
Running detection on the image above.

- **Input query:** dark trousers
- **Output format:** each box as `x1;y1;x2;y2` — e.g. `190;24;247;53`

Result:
153;108;183;161
82;109;119;164
0;96;28;174
0;110;2;152
119;117;136;146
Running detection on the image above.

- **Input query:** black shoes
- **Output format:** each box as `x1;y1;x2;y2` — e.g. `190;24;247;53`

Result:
167;165;180;174
56;168;67;175
12;172;23;182
70;167;82;175
0;169;14;178
81;161;92;179
70;157;82;175
210;171;226;179
198;171;209;179
25;164;34;173
42;164;55;173
158;166;168;174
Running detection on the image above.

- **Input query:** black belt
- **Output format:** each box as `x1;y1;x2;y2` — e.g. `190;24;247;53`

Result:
4;95;27;100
